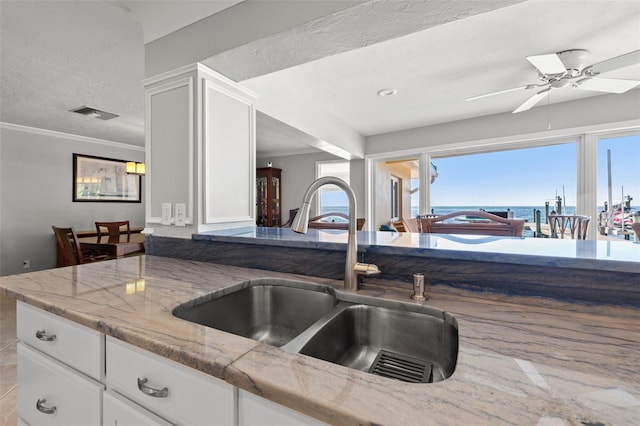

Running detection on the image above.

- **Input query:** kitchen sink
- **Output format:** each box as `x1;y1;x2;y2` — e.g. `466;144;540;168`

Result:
172;279;338;347
173;279;458;383
294;304;457;383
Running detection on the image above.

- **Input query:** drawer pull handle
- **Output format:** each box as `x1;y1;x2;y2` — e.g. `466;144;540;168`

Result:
35;330;56;342
36;398;57;414
137;378;169;398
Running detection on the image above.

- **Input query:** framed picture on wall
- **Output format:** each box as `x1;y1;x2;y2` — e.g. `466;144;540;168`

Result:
73;154;141;203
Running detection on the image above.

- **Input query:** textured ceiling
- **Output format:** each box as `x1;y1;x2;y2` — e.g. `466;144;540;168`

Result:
117;0;243;43
0;1;145;146
1;1;639;155
240;0;640;137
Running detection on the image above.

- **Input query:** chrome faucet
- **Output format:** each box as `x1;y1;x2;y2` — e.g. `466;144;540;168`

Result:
291;176;380;292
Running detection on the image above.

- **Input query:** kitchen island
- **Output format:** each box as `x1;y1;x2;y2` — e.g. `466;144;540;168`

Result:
1;255;638;425
148;227;640;306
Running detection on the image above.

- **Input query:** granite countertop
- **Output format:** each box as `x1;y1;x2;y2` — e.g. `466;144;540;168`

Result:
194;227;640;273
1;255;639;425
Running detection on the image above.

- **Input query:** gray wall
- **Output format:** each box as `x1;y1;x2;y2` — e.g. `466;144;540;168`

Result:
0;126;145;276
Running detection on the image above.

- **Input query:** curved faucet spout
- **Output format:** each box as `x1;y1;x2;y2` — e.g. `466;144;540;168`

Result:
291;177;379;292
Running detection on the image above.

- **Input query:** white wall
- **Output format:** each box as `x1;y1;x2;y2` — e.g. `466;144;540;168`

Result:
0;125;145;276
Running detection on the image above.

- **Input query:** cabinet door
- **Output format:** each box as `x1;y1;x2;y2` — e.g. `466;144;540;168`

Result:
238;389;326;426
17;343;103;426
17;301;104;381
103;390;173;426
106;337;235;426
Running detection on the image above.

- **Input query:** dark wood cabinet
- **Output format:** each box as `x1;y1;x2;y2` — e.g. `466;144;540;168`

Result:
256;167;281;227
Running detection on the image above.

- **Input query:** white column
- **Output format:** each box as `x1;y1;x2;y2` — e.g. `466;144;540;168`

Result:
577;134;598;240
418;153;431;215
144;63;257;238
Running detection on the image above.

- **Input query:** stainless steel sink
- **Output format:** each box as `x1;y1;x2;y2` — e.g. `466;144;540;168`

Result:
293;304;458;383
173;279;458;383
172;279;338;347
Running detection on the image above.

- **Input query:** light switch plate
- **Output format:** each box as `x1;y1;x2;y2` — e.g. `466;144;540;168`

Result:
161;203;172;225
175;203;186;227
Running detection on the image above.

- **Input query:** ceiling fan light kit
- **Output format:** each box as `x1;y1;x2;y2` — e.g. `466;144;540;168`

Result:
467;48;640;113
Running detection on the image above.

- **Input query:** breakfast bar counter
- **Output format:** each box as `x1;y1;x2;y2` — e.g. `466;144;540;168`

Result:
1;255;638;425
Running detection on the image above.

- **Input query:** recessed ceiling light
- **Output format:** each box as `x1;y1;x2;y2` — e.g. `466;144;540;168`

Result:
377;88;397;97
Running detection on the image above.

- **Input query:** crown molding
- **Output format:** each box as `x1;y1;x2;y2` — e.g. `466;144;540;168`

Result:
0;122;145;151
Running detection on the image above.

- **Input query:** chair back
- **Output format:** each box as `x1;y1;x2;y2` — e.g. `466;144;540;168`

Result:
95;221;130;243
52;226;83;266
418;211;525;237
549;214;591;239
307;212;365;230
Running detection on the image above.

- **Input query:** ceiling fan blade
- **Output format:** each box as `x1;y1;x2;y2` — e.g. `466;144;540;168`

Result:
466;86;529;101
513;88;551;114
527;53;566;75
576;77;640;93
590;49;640;74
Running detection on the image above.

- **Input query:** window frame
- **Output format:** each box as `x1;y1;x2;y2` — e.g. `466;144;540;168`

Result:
364;120;640;238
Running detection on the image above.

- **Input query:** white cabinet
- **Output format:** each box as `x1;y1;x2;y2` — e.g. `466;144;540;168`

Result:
106;336;236;425
238;389;326;426
17;301;104;381
16;301;105;426
15;302;326;426
17;343;103;426
103;390;173;426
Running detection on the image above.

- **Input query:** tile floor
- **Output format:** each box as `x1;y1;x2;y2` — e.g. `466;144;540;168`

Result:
0;293;17;426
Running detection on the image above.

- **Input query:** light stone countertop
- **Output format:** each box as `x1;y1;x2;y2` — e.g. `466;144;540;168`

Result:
1;255;639;425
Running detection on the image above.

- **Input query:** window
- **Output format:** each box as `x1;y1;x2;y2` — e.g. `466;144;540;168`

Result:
316;161;350;215
429;143;577;229
597;133;640;231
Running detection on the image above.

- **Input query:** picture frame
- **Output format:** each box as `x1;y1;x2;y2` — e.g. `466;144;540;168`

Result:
73;154;141;203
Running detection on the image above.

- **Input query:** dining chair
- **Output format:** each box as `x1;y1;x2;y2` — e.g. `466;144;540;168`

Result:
52;226;111;267
95;221;131;243
548;214;591;239
283;209;365;230
418;211;525;237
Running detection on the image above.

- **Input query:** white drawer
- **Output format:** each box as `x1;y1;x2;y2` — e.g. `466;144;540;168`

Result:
103;390;174;426
106;336;236;426
17;343;103;426
238;389;326;426
17;301;104;381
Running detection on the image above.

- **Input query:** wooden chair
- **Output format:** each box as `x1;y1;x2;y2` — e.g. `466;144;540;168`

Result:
549;214;591;239
418;210;525;237
52;226;111;267
308;212;365;231
283;209;365;230
392;218;420;233
95;221;131;243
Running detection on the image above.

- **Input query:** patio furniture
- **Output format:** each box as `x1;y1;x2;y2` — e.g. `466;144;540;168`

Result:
418;211;525;237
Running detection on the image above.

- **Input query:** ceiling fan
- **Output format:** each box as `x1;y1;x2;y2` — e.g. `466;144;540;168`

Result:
466;49;640;113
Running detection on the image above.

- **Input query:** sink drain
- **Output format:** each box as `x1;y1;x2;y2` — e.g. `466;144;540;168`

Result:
369;350;433;383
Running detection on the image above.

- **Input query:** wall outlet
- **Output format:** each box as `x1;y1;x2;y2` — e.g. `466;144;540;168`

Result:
23;260;30;269
161;203;172;225
175;203;186;226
